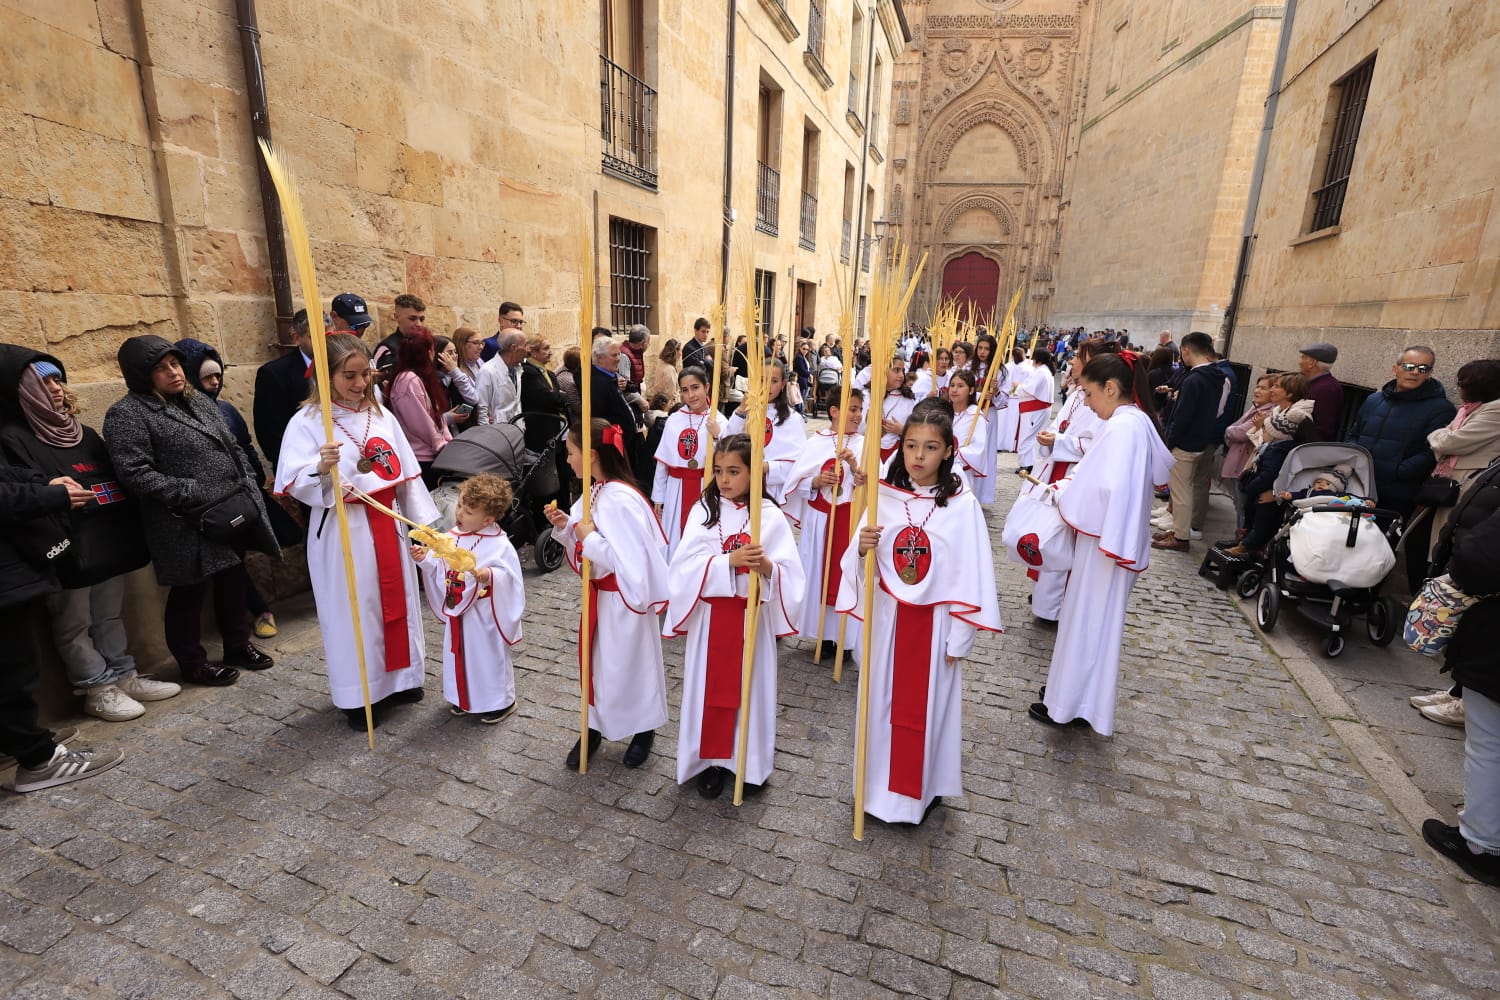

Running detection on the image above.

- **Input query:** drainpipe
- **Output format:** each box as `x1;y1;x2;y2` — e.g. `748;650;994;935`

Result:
847;1;879;329
1221;0;1297;359
719;0;738;307
235;0;295;346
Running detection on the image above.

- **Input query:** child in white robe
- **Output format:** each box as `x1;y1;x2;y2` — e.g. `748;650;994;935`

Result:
652;366;719;556
1015;353;1057;471
875;360;917;462
548;419;671;769
275;334;438;731
996;350;1024;452
839;402;1002;825
781;387;866;662
1033;353;1174;735
667;433;804;799
948;370;993;504
412;473;524;723
725;359;806;502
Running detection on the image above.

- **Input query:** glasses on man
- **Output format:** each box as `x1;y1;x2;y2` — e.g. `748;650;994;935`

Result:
1398;362;1433;374
503;317;526;328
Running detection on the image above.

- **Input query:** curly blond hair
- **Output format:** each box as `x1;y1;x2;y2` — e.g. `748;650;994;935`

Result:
460;473;513;521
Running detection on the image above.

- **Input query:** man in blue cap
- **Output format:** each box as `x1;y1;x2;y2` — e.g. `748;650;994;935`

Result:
330;292;373;335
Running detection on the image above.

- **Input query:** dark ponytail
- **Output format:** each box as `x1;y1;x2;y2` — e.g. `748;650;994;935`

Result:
1080;354;1165;441
570;418;637;483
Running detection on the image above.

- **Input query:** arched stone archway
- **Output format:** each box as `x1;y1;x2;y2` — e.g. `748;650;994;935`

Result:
940;252;1001;318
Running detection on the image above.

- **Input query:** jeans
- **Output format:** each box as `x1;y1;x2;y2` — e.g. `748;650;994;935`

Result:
1461;688;1500;854
164;565;251;670
0;598;60;769
43;576;137;690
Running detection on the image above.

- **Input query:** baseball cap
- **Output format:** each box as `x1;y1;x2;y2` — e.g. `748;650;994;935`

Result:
331;293;372;330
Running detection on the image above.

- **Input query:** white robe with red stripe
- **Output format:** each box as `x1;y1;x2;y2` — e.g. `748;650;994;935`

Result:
727;406;807;501
651;407;716;556
836;480;1002;823
1028;390;1105;620
876;392;918;460
1042;405;1174;735
666;496;804;786
781;429;864;655
1015;365;1056;467
952;405;993;504
416;526;523;714
554;481;670;742
276;403;438;710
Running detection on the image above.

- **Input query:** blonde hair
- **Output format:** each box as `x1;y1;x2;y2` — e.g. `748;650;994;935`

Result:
308;334;382;413
452;326;481;359
459;473;513;520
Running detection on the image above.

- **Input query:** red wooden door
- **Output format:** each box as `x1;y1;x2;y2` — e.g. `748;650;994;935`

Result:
940;252;1000;318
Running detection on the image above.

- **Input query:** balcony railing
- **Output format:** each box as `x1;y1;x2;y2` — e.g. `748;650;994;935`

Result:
756;161;780;236
799;191;817;251
600;56;658;190
840;219;851;263
807;0;824;62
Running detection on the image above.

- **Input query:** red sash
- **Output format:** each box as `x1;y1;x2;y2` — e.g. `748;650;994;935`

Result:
579;573;622;706
888;594;936;799
809;493;852;607
880;442;898;462
450;617;469;710
667;465;703;534
1019;399;1051;413
351;487;409;672
700;595;747;759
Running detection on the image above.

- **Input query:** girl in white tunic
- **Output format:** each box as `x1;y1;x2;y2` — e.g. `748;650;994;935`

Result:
972;334;1007;478
725;359;806;502
931;348;953;400
996;349;1024;452
781;388;866;660
1033;353;1174;734
667;434;805;799
875;361;917;463
548;419;671;769
839;404;1002;825
275;334;438;730
1028;340;1111;623
652;366;720;556
1015;352;1058;471
948;370;994;504
412;473;524;722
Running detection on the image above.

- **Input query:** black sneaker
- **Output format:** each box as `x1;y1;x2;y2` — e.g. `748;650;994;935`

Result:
223;644;273;670
477;703;516;725
384;687;424;705
565;729;602;769
344;707;380;731
818;640;837;661
696;766;727;799
1423;819;1500;886
1028;702;1089;729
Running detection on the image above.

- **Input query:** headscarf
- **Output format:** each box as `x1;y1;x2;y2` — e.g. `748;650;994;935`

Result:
19;363;83;448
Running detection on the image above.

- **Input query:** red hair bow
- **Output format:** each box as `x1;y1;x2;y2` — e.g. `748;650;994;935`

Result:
601;423;626;456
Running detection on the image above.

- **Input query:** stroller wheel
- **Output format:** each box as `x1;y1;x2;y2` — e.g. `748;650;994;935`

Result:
1235;567;1263;600
1256;585;1280;631
534;530;566;573
1366;596;1399;647
1324;634;1346;658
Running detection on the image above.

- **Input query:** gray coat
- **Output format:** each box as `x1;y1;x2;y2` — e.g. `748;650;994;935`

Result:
104;336;279;587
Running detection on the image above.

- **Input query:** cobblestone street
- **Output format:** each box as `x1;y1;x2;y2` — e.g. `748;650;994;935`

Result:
3;463;1499;999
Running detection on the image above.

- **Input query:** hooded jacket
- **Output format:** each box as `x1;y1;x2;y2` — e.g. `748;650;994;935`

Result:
103;335;278;587
1346;378;1457;514
1165;362;1230;453
0;343;149;587
176;338;266;484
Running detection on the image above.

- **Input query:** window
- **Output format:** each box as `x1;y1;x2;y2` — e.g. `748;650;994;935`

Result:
807;0;825;64
800;122;819;251
1308;56;1376;233
608;218;654;333
869;57;883;148
840;163;855;264
600;0;657;189
754;269;776;342
756;78;783;236
1106;18;1128;96
848;7;864;119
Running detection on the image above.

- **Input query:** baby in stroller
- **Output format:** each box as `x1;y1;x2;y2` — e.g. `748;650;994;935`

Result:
1227;461;1371;557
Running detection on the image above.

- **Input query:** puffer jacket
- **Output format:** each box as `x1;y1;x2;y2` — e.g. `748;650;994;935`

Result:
1432;459;1500;701
103;335;279;587
1346;378;1457;514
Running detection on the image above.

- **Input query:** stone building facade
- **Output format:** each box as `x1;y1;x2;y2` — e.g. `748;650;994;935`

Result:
1;0;904;417
885;0;1087;326
1226;0;1500;393
1046;1;1286;339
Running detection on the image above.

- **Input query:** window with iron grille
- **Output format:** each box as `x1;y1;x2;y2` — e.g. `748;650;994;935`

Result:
609;218;654;334
754;269;775;342
1309;56;1375;233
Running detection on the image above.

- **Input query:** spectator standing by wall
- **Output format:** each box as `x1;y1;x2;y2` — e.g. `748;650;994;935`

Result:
1299;343;1343;440
1153;331;1228;553
1345;346;1457;521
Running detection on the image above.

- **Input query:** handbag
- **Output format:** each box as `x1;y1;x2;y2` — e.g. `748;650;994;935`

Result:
1000;486;1075;573
1404;573;1487;657
195;482;261;545
1414;475;1461;509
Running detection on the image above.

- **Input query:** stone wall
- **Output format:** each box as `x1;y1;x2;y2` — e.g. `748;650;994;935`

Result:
1228;0;1500;392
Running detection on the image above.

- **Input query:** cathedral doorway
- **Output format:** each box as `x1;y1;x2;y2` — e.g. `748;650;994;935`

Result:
940;252;1000;319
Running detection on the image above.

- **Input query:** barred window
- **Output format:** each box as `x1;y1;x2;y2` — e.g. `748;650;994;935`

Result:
1309;56;1375;233
609;218;654;334
754;269;775;342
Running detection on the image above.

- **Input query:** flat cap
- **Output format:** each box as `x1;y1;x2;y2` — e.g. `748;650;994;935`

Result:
1299;342;1338;364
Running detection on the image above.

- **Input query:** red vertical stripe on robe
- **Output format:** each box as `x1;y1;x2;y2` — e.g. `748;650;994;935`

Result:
450;617;469;711
578;574;621;705
357;487;410;672
889;599;936;798
700;595;747;759
668;466;703;534
809;493;851;606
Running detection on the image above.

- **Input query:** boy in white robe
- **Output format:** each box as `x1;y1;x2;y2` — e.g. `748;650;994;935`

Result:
838;404;1002;825
667;434;805;799
412;474;524;723
1014;355;1057;470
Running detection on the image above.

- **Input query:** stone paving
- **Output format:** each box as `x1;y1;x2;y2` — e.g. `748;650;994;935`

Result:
3;461;1499;999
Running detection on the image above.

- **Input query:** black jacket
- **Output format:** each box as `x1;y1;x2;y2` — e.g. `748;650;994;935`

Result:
590;364;644;486
177;338;267;485
519;359;568;454
1346;378;1457;515
0;462;70;609
1166;363;1229;453
253;348;310;472
1433;460;1500;700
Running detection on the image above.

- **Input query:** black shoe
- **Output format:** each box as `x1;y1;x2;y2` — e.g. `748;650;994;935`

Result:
181;662;239;686
477;703;516;725
818;640;837;661
1423;819;1500;886
1033;616;1057;629
565;729;602;769
1029;702;1089;728
623;730;655;768
1038;684;1046;700
741;777;767;798
344;707;380;731
222;644;273;670
385;687;424;705
921;796;943;824
696;766;727;799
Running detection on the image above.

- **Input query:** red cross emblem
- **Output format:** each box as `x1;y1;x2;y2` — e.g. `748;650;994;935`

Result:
1016;532;1044;567
364;437;400;480
891;526;932;584
723;530;752;575
677;427;699;462
763;417;774;446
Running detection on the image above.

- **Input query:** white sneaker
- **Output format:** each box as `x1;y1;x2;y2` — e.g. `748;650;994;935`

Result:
81;684;145;722
117;672;181;702
1188;530;1203;540
9;744;124;793
1410;690;1456;709
1420;699;1466;727
1152;515;1174;530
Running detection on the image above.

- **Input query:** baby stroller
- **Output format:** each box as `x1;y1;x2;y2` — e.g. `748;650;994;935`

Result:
428;415;568;572
1235;443;1404;657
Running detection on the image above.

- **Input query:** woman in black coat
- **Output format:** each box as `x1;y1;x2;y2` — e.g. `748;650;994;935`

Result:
103;336;279;686
1421;460;1500;886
